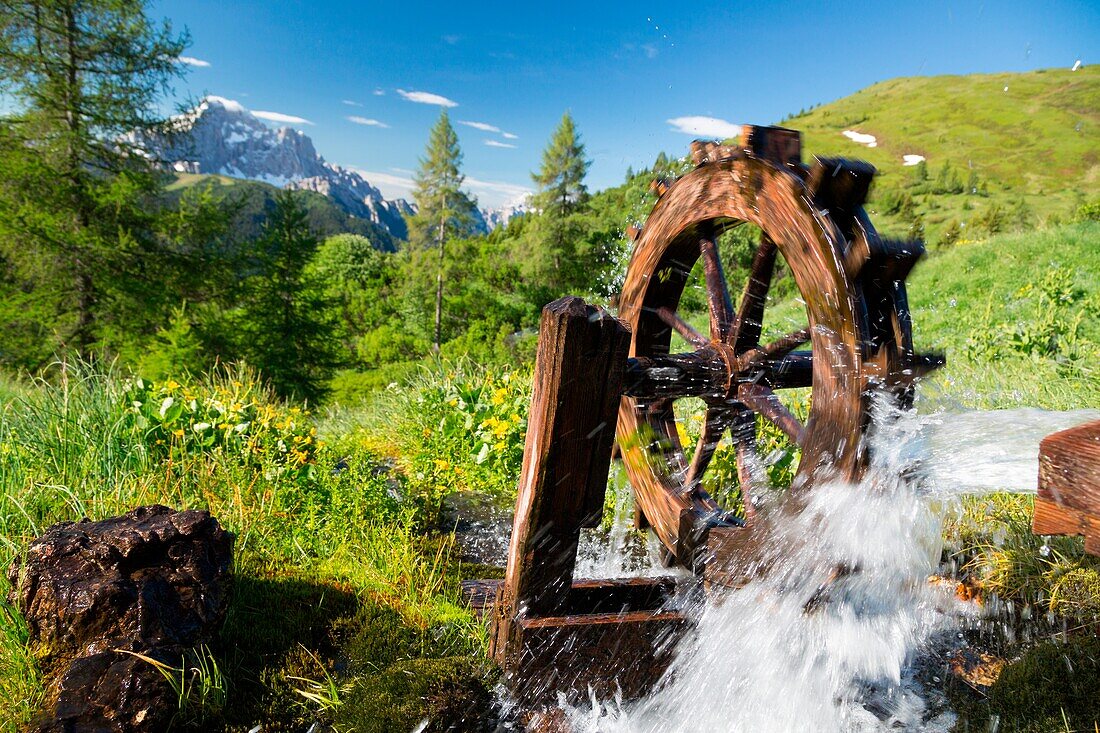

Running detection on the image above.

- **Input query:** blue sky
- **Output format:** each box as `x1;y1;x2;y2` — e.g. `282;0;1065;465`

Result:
155;0;1098;208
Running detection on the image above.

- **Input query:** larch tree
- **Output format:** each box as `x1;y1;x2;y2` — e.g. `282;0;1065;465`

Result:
0;0;190;363
404;109;478;353
529;111;590;293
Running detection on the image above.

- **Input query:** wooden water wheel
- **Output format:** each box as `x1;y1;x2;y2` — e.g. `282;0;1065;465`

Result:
617;125;942;573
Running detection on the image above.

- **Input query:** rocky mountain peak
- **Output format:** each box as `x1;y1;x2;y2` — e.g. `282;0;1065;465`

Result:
133;96;413;238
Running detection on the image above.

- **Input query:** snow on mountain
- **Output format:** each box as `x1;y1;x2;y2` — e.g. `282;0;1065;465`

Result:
131;96;412;238
480;202;528;231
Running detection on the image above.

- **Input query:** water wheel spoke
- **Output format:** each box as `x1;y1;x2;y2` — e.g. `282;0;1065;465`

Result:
733;234;777;353
685;406;728;492
737;382;804;445
729;408;758;525
700;235;735;342
647;398;687;473
656;306;708;349
759;327;811;360
760;350;813;390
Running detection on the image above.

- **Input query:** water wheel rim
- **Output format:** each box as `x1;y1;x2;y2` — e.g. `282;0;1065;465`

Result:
617;155;867;567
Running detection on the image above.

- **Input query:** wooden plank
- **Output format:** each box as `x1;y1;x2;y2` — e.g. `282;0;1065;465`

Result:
461;578;503;619
491;297;631;661
1032;497;1089;537
512;606;688;706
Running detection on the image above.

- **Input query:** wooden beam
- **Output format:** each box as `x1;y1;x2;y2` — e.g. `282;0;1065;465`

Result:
492;296;630;647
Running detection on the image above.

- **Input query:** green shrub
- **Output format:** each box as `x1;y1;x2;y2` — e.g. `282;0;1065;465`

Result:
123;367;319;483
367;361;531;507
326;362;421;405
1075;199;1100;223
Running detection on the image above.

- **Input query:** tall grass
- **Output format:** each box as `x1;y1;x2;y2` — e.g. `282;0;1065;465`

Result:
0;362;484;732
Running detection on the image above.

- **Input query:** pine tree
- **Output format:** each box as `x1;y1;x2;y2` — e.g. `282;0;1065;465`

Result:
237;191;338;402
405;110;477;352
0;0;189;361
909;160;929;188
529;112;590;292
939;219;963;247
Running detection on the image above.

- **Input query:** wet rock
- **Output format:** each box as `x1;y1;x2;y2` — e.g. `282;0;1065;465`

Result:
7;505;233;732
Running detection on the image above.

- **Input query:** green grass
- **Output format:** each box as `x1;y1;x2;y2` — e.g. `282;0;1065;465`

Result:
0;363;490;732
1;222;1098;730
909;222;1100;408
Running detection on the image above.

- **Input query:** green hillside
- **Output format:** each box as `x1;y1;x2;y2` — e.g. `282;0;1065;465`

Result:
165;173;397;251
778;66;1099;242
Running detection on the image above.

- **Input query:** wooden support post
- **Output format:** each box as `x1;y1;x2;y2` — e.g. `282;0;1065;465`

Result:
1034;419;1100;555
494;296;629;625
490;296;690;709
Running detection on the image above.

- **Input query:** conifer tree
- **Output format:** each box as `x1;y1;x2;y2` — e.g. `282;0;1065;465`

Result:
529;112;590;292
0;0;190;361
405;110;477;352
237;191;338;402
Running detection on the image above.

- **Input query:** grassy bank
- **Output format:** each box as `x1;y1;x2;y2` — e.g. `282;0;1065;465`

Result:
0;365;491;732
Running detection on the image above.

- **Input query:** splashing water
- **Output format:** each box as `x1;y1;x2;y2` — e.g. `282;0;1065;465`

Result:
555;406;1098;732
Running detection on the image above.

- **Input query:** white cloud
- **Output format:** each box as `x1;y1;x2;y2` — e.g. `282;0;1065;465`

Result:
442;34;461;45
342;99;363;107
347;116;389;128
177;56;210;67
252;109;314;125
502;132;518;140
642;43;658;59
373;88;386;96
666;116;740;139
351;169;531;209
465;176;532;207
396;89;458;107
459;120;501;133
485;139;516;149
352;169;417;196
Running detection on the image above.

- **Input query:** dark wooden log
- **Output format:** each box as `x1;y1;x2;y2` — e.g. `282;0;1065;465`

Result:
1034;419;1100;555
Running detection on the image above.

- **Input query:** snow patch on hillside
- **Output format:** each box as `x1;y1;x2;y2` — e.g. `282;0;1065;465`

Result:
842;130;878;148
